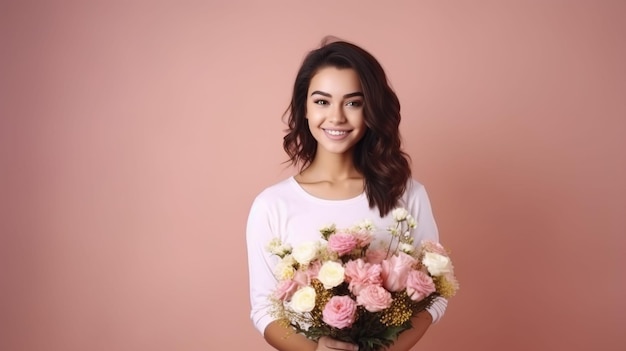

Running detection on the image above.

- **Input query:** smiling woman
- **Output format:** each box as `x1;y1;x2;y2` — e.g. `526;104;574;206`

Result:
306;67;367;157
281;38;411;214
246;38;447;351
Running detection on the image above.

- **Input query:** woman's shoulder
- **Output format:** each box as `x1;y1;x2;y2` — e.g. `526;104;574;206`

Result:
406;177;426;193
403;177;431;202
252;176;297;203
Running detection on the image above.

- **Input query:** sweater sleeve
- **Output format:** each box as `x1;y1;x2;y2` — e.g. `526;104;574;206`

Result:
410;182;448;324
246;195;279;334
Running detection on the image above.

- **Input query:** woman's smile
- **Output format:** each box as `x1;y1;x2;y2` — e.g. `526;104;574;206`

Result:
306;67;366;155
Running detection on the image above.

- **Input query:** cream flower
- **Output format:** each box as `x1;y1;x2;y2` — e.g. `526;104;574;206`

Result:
392;208;409;222
266;238;292;257
290;286;316;313
320;223;336;233
402;231;413;243
273;255;296;280
357;219;375;231
292;241;319;265
422;252;453;276
319;223;336;239
318;261;345;289
399;242;415;254
406;215;417;229
388;226;399;236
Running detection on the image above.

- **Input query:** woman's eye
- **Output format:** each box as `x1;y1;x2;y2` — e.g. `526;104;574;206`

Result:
346;101;363;107
313;99;328;105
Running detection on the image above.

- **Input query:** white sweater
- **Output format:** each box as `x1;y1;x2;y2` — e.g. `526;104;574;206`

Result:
246;176;448;334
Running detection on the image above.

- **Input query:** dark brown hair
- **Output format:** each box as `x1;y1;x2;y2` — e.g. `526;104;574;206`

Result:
283;37;411;216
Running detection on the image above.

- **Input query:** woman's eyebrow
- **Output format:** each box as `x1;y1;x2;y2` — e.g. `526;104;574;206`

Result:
343;92;364;98
310;90;364;98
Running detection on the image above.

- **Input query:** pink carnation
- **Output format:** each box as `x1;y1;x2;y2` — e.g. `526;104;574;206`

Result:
405;270;436;301
273;279;298;301
344;259;383;295
351;230;373;247
322;295;357;329
420;240;448;256
356;285;392;312
381;252;416;292
328;233;358;256
365;248;387;264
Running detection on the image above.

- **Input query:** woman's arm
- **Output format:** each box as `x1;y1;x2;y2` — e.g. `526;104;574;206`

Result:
264;321;359;351
247;197;358;351
264;311;431;351
264;321;317;351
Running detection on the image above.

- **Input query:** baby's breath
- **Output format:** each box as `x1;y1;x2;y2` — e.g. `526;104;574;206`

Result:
434;276;459;298
310;280;333;327
379;292;414;327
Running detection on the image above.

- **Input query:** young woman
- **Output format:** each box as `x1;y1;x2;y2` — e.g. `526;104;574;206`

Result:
246;38;447;351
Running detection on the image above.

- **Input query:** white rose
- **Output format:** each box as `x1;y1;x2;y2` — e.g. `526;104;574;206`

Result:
292;241;319;265
392;208;409;222
317;261;345;289
290;286;316;313
273;255;296;280
422;252;453;276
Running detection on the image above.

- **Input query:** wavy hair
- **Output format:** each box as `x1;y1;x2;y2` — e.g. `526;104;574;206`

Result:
283;37;411;216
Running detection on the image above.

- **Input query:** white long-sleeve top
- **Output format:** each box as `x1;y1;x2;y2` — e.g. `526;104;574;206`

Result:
246;176;447;334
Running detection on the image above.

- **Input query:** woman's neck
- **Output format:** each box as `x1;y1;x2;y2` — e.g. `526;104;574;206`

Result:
294;151;365;200
299;151;362;182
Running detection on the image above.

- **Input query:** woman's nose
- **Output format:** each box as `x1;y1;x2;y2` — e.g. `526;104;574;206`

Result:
328;106;347;124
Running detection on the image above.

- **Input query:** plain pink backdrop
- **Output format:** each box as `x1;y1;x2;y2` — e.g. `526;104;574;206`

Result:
1;1;624;350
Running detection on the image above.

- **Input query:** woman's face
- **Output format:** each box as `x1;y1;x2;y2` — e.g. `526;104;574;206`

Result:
306;66;367;157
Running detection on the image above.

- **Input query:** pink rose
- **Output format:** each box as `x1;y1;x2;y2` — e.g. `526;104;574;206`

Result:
405;270;436;301
328;233;358;256
344;259;383;295
322;295;357;329
381;252;416;292
356;284;392;312
365;249;387;264
273;279;298;301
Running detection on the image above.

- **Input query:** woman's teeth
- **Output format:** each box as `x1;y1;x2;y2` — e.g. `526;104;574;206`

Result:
326;130;347;136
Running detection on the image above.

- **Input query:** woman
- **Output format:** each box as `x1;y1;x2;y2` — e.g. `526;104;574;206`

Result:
246;38;447;351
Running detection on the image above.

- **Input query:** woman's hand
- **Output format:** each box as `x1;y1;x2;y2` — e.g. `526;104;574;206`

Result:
316;336;359;351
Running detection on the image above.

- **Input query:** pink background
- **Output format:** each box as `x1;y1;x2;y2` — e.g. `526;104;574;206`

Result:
1;1;624;350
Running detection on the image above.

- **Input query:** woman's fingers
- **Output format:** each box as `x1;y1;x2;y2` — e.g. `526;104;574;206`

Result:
318;336;359;351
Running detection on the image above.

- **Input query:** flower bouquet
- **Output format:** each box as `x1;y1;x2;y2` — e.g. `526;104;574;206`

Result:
267;208;459;351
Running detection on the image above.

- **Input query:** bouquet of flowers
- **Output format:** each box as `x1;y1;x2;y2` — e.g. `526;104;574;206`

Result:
267;208;459;351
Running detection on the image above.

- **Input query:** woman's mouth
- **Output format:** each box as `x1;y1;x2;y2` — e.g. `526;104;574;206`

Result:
323;128;352;140
325;129;348;136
